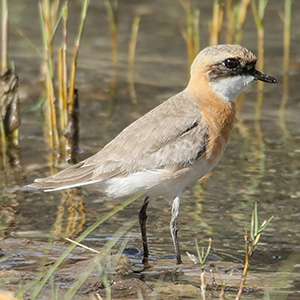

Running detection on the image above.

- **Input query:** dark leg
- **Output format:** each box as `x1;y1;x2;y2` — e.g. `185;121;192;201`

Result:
139;196;150;264
170;194;183;264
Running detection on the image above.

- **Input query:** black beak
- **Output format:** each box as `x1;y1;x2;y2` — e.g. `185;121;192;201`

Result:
253;69;277;83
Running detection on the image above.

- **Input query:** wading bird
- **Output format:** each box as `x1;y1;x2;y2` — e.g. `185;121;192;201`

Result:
30;44;277;264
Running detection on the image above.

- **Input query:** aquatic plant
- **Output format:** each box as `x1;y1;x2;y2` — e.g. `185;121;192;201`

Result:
1;0;8;73
104;0;119;115
236;202;273;299
128;16;141;104
279;0;293;140
39;0;60;151
225;0;251;44
39;0;90;164
210;0;224;45
0;0;20;166
105;0;118;68
251;0;268;125
283;0;292;73
15;194;140;300
178;0;200;66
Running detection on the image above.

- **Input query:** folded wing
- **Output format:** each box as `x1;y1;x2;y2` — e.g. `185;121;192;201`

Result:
30;91;208;191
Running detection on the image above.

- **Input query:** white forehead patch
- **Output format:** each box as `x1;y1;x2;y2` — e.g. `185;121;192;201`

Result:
209;75;255;102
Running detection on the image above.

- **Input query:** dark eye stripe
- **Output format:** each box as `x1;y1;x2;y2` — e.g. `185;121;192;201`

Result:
208;58;257;81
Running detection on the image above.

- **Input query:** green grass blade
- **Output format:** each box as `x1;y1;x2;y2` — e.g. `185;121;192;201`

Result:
63;222;135;300
30;193;143;299
258;215;274;234
250;204;255;241
254;201;258;236
195;239;202;264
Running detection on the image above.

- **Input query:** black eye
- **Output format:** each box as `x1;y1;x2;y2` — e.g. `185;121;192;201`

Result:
224;58;239;69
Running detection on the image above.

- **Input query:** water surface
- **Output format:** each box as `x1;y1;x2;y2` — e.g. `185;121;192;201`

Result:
1;0;299;299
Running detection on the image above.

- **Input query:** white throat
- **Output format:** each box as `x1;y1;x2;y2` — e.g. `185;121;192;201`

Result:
209;75;254;102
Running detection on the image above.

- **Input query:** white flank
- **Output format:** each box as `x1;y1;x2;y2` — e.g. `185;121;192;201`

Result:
104;170;164;198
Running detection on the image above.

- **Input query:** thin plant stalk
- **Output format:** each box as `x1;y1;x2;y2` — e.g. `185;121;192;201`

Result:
178;0;200;66
283;0;292;73
63;0;89;163
58;1;68;132
39;0;89;163
17;30;44;58
1;0;20;151
280;0;292;138
236;202;273;299
195;238;211;265
235;0;251;44
46;70;59;149
69;0;90;112
105;0;118;110
42;0;61;53
245;4;269;201
39;1;59;149
235;227;250;300
63;229;134;300
187;4;200;64
105;0;118;67
200;268;206;299
57;2;69;160
251;0;268;72
1;0;8;73
58;49;66;132
40;0;55;77
226;0;251;115
214;266;233;299
30;193;142;300
98;259;111;300
193;9;200;54
210;0;224;46
226;0;251;44
251;0;268;121
225;0;234;44
128;16;140;104
0;117;7;166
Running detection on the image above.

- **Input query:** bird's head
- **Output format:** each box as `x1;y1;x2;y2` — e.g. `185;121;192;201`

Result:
188;44;277;102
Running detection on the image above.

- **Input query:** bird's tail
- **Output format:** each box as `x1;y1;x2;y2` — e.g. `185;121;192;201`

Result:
29;161;101;192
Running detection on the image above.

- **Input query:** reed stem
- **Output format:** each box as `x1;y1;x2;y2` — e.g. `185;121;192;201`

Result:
105;0;118;67
236;202;273;299
251;0;268;121
1;0;8;73
210;0;224;46
179;0;200;66
283;0;292;72
0;117;7;166
128;16;140;104
39;1;59;149
62;2;68;129
69;0;90;112
279;0;293;139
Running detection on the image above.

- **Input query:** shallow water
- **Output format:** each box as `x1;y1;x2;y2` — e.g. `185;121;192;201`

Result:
1;0;300;299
